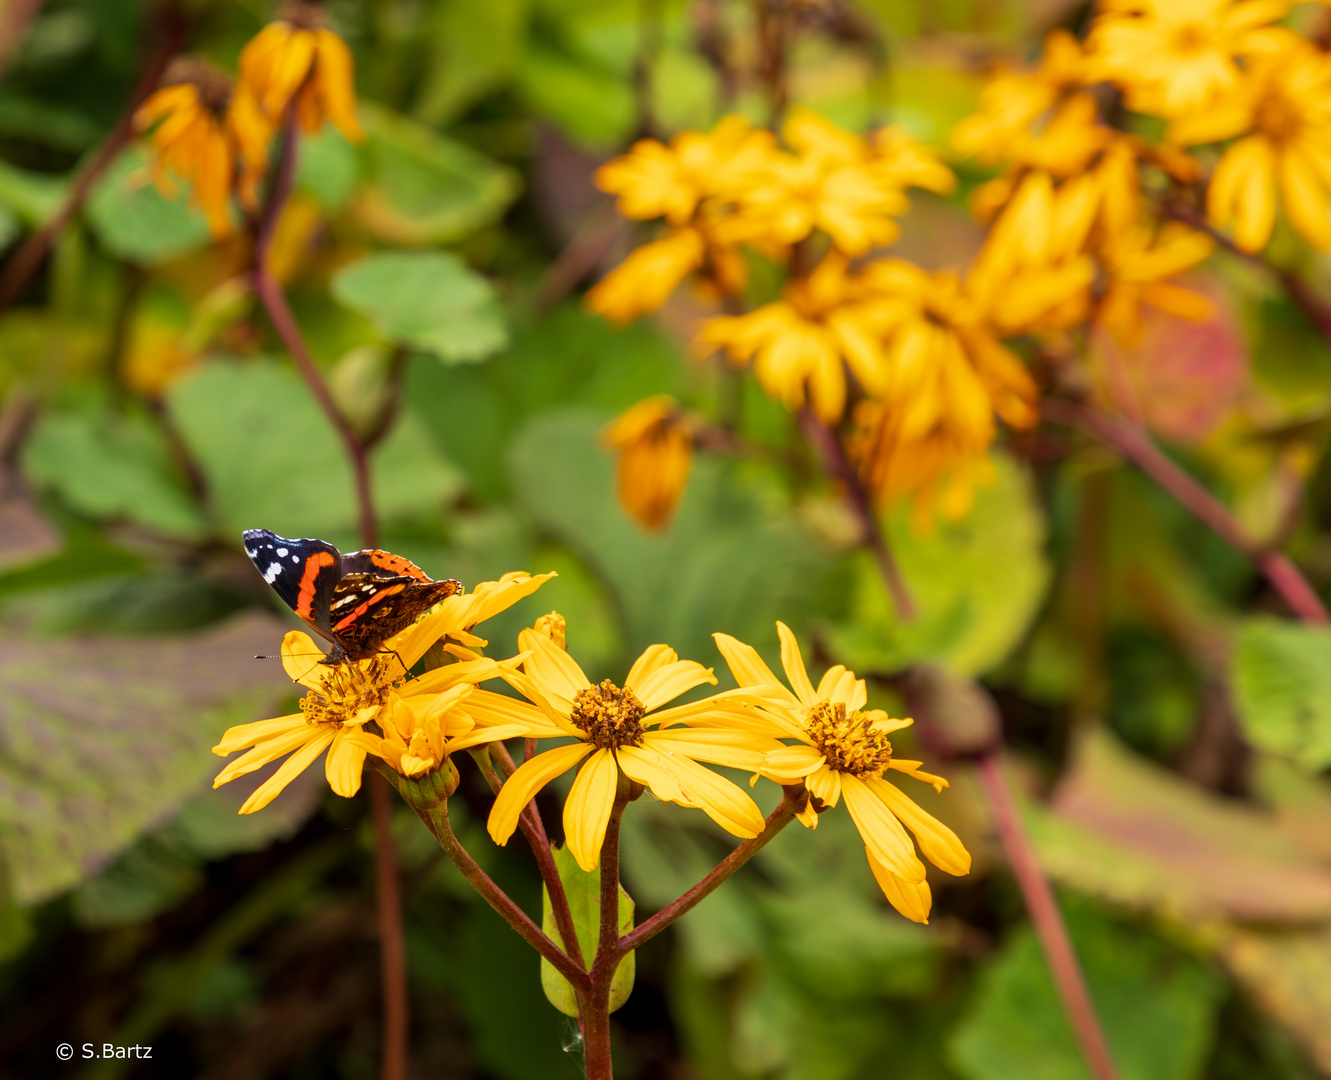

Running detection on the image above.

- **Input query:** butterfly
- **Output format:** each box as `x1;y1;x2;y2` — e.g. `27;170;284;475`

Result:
243;529;462;665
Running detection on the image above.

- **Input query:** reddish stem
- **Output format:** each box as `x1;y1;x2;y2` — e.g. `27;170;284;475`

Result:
368;775;408;1080
1048;400;1329;625
976;754;1120;1080
581;789;630;1080
0;7;186;312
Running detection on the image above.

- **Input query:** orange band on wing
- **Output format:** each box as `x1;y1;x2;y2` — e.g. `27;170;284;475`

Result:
333;582;407;632
295;550;337;620
368;551;431;582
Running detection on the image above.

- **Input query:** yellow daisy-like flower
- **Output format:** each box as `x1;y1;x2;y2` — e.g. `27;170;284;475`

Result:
1087;0;1289;118
711;623;971;923
952;29;1091;165
585;227;706;324
601;396;694;531
488;630;785;872
212;571;555;812
697;251;892;423
1094;222;1214;344
134;59;271;237
1171;40;1331;252
239;0;363;140
594;114;776;225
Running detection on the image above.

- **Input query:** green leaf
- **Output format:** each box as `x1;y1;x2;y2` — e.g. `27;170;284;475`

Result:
507;408;838;665
415;0;530;125
515;36;634;149
539;842;634;1018
948;902;1224;1080
331;251;507;364
72;834;202;927
354;103;520;246
166;359;463;538
0;159;66;225
295;127;360;213
824;452;1050;677
84;147;213;265
22;406;207;537
1230;618;1331;770
0;612;293;904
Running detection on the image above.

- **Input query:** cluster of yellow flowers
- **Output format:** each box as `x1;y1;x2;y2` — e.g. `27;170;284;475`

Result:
133;1;361;236
214;572;970;923
595;0;1331;532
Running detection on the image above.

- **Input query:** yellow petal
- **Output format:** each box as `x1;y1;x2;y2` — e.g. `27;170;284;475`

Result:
325;727;367;798
281;631;328;688
866;848;933;923
887;758;950;792
642;728;779;771
519;627;591;703
864;775;971;876
1279;144;1331;249
626;647;717;711
617;745;765;838
238;729;335;814
840;774;926;883
762;743;826;781
712;632;796;699
805;763;842;807
213;724;316;786
213;712;306;756
564;749;620;872
775;621;817;706
487;741;591;846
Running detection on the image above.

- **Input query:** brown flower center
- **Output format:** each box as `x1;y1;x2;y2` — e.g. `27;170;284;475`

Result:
163;57;233;115
1171;23;1208;57
300;655;398;727
569;680;646;750
805;700;893;776
1255;87;1304;145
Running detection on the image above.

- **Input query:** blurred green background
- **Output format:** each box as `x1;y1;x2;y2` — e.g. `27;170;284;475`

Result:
2;0;1331;1077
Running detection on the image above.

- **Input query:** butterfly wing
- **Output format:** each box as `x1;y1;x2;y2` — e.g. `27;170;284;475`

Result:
242;529;343;641
340;548;433;582
329;575;463;660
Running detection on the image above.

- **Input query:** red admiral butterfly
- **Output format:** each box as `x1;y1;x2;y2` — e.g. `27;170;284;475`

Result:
243;529;462;665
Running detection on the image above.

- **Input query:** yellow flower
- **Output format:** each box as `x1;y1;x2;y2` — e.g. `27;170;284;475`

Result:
239;1;363;140
533;611;567;649
1171;40;1331;252
134;59;271;237
845;402;998;527
1087;0;1289;118
1095;222;1215;343
488;630;785;872
585;227;706;324
711;623;970;923
952;29;1091;164
594;114;776;225
212;571;555;812
602;396;694;530
696;252;892;422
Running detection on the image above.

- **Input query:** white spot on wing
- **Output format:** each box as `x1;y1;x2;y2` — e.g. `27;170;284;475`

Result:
264;563;283;583
276;547;288;557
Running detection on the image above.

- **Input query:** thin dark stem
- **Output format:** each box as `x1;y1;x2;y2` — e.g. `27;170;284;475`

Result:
618;790;799;955
252;112;404;1076
582;786;630;1080
252;114;378;547
400;778;591;990
0;7;186;312
975;754;1120;1080
799;409;917;620
631;0;663;138
473;745;586;973
1045;399;1329;625
368;775;408;1080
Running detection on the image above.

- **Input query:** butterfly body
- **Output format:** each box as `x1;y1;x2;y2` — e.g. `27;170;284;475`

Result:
243;529;462;664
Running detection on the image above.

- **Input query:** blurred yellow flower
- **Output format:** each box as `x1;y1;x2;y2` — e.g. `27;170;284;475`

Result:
952;29;1091;164
134;59;270;236
212;571;555;811
1096;223;1215;343
711;623;970;923
1087;0;1289;117
602;396;694;530
697;252;892;422
586;227;706;324
239;1;363;140
488;630;783;872
1171;40;1331;251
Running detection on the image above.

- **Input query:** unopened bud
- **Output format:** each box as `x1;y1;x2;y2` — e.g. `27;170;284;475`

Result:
534;611;566;650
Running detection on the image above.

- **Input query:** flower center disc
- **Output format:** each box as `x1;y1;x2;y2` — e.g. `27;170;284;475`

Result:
570;680;646;749
300;655;397;727
805;700;893;776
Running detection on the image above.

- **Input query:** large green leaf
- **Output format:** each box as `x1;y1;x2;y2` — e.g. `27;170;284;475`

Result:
1230;618;1331;771
515;36;634;149
353;103;520;246
84;147;213;265
0;612;293;904
331;251;507;364
22;405;206;537
824;451;1050;677
166;359;464;538
507;407;837;666
948;902;1224;1080
0;159;66;225
539;841;634;1017
415;0;530;125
